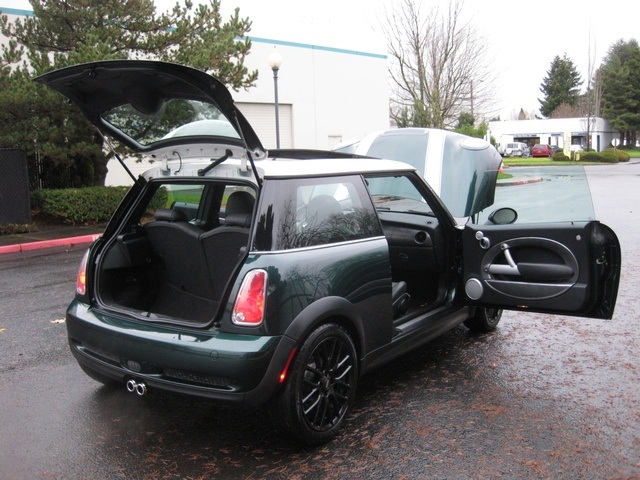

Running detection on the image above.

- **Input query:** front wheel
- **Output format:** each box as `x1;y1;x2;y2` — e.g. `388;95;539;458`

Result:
269;323;358;445
464;307;503;332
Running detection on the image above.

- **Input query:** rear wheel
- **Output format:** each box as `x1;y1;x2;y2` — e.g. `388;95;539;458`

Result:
269;323;358;445
464;307;502;332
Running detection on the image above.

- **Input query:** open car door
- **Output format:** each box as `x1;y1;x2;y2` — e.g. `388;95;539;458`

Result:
461;167;620;319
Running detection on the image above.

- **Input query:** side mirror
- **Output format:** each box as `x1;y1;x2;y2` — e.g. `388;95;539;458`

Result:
487;207;518;225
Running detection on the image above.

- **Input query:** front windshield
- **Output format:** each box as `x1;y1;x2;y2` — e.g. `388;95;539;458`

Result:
365;175;433;215
101;99;239;146
477;166;595;224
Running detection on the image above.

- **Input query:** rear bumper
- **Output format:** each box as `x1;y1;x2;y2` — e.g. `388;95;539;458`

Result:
66;301;296;407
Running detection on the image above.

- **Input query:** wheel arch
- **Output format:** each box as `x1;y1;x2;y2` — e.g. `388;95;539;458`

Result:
283;296;366;364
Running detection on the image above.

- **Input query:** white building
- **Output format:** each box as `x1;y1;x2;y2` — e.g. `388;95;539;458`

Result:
0;6;390;183
489;117;616;152
233;37;389;150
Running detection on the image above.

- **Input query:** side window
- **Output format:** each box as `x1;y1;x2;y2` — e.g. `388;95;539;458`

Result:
144;183;205;223
477;166;596;224
254;176;382;251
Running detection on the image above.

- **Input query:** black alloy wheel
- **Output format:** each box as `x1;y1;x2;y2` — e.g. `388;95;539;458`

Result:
464;307;503;332
270;323;358;445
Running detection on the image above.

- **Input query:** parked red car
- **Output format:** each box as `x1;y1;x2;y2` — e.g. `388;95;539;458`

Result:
531;144;554;157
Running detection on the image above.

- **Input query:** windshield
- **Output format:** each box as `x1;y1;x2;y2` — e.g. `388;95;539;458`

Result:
365;175;434;215
478;166;595;224
101;99;239;146
365;129;500;217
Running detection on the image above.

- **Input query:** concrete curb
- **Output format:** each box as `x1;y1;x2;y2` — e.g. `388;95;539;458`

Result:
0;233;102;255
497;177;543;187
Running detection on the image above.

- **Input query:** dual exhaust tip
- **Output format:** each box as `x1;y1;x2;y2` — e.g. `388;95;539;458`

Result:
126;379;148;396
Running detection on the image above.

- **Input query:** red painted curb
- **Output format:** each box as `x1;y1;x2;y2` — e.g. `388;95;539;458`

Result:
496;177;543;187
0;233;102;255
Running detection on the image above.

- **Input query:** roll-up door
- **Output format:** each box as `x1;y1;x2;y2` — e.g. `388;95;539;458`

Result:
237;102;292;149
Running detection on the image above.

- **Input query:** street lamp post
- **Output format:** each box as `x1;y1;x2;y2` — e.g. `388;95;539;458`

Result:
268;47;283;149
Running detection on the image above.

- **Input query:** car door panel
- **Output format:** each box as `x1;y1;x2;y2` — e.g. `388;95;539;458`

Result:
462;221;620;319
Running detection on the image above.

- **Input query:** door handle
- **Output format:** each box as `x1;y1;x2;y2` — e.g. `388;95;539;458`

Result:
487;244;574;281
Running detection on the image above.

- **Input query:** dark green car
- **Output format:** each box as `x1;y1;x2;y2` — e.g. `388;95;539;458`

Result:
37;61;621;445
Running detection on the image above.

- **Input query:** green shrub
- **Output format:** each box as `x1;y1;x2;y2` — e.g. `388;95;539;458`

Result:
552;152;570;162
31;186;130;225
578;152;618;163
600;152;619;163
0;223;37;235
578;152;600;162
602;147;630;162
149;186;169;210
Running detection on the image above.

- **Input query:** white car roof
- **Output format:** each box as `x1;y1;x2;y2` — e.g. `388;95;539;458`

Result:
142;152;416;183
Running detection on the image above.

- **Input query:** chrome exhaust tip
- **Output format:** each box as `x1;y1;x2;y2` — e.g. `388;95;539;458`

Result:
135;382;147;396
126;379;148;396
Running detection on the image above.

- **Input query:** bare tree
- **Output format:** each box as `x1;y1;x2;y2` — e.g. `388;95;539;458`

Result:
382;0;495;129
584;26;598;150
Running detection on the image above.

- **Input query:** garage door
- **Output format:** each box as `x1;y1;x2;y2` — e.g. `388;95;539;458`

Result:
237;102;292;149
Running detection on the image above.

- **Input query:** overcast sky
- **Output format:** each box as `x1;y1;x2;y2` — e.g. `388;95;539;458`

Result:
7;0;638;120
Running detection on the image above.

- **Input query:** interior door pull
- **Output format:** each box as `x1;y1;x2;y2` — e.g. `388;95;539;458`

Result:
487;244;574;281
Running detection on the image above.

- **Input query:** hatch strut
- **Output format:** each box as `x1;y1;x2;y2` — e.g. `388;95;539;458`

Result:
229;111;263;189
197;149;232;176
99;131;137;183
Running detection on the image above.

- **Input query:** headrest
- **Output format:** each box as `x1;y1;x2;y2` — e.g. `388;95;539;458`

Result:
225;191;255;216
306;195;342;225
154;208;188;222
223;213;252;228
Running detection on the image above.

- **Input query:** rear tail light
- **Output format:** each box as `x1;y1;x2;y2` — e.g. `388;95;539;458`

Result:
232;269;267;326
76;249;90;296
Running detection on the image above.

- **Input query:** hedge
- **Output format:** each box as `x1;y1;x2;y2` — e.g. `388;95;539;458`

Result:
602;147;630;162
579;151;618;163
31;186;130;225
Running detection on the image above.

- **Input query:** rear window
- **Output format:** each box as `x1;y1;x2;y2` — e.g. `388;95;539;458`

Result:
101;99;240;146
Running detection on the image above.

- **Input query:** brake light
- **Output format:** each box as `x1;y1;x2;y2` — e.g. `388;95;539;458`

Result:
232;269;267;326
76;249;89;296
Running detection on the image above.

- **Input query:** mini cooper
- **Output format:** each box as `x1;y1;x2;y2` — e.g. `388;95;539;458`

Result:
37;61;621;445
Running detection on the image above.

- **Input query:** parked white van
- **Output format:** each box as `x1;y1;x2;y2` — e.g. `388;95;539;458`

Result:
499;142;530;157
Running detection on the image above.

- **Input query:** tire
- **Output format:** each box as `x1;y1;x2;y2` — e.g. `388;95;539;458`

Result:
269;323;358;445
464;307;502;333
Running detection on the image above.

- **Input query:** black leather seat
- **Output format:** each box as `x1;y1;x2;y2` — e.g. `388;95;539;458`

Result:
392;281;410;317
201;192;255;298
144;209;215;320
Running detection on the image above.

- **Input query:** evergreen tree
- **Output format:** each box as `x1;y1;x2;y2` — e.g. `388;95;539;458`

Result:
454;112;488;139
538;54;582;118
600;39;640;146
0;0;257;187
